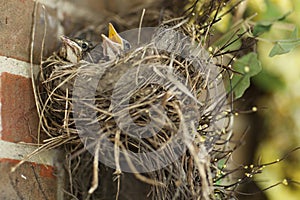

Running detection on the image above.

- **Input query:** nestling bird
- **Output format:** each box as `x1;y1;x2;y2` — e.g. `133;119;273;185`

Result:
59;36;94;63
59;23;131;63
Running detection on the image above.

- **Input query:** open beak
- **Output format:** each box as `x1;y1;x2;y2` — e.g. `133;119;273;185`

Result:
108;23;131;50
101;23;125;59
108;23;124;49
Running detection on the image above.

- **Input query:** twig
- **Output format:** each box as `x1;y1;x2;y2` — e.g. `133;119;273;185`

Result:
88;141;100;194
138;9;146;45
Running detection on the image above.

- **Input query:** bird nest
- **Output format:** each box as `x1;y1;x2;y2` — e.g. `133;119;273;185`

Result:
34;1;254;199
38;20;234;199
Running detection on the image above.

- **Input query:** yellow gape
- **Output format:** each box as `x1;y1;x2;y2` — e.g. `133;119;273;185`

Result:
108;23;123;48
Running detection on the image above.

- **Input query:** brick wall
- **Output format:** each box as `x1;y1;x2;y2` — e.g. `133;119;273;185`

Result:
0;0;64;199
0;0;149;199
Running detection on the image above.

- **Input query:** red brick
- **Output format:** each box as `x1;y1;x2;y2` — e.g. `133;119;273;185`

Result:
38;164;55;178
0;72;38;143
0;158;57;200
0;0;60;63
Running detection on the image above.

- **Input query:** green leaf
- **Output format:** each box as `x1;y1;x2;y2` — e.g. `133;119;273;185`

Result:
252;11;292;36
290;27;298;39
269;38;300;57
253;21;273;36
214;29;242;52
276;11;293;21
268;27;300;57
231;53;262;99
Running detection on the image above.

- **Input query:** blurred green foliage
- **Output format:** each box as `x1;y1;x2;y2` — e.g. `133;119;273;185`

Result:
212;0;300;199
242;1;300;200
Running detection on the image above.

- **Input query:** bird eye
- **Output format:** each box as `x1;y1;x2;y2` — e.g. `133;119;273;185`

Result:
81;42;89;51
124;42;131;50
